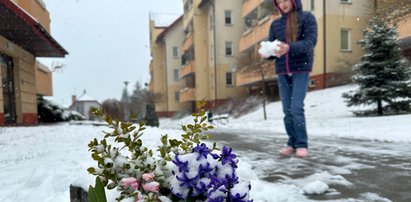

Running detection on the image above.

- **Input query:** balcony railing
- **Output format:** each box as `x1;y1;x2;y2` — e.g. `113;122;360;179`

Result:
235;66;276;86
180;88;196;102
182;33;194;53
239;15;278;53
242;0;263;18
180;60;195;78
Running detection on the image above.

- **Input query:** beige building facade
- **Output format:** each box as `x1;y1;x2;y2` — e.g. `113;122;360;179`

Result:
35;61;53;96
149;0;249;116
398;13;411;60
0;0;67;125
155;16;191;117
177;0;248;113
148;16;168;116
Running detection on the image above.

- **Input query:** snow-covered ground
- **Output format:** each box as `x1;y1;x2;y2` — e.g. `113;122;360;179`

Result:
0;84;410;202
162;84;411;143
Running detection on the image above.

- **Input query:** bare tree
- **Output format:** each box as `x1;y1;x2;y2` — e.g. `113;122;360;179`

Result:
373;0;411;23
328;56;358;87
101;99;124;121
236;53;275;120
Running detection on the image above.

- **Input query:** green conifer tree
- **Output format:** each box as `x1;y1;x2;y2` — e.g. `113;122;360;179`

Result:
343;17;411;116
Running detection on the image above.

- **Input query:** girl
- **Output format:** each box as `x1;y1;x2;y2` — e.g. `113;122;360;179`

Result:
264;0;318;157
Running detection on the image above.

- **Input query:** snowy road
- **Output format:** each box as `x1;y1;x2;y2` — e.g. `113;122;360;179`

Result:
209;129;411;202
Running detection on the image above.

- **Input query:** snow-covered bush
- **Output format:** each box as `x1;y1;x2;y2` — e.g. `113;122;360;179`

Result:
87;100;252;201
37;95;85;122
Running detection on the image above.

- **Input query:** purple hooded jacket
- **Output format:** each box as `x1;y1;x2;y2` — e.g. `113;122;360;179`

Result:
269;0;318;75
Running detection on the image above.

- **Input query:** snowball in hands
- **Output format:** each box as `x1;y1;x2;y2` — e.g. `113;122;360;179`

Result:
258;40;282;58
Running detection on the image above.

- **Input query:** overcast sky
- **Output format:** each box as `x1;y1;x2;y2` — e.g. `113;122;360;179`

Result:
39;0;183;107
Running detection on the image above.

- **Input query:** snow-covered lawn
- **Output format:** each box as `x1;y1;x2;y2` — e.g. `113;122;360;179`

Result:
163;84;411;143
0;84;410;202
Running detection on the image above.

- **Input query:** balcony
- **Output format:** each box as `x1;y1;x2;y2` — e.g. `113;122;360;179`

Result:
235;63;276;86
180;88;196;102
182;33;193;53
242;0;263;18
180;60;195;78
239;15;278;53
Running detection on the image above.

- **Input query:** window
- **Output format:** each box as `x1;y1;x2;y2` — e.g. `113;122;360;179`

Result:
225;10;232;25
309;79;316;88
173;69;179;81
226;72;233;86
340;0;352;4
225;41;233;56
307;0;314;11
175;91;180;102
340;29;351;51
173;47;179;58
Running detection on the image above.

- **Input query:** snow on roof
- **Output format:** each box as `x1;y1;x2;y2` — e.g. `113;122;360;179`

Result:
36;61;51;73
150;12;181;27
77;93;97;102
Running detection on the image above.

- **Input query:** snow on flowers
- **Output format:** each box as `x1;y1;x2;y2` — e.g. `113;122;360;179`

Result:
87;101;253;201
171;143;252;201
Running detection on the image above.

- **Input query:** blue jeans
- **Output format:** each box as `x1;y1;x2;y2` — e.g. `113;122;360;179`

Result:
278;73;309;148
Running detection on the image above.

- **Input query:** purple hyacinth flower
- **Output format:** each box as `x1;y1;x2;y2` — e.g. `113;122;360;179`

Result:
172;155;189;173
193;143;211;160
175;172;199;188
198;162;213;177
221;146;237;166
230;192;248;202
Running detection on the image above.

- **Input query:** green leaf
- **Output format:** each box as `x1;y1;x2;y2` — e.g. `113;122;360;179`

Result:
201;116;207;123
196;101;202;110
95;177;107;202
91;153;100;161
88;186;97;202
87;167;96;174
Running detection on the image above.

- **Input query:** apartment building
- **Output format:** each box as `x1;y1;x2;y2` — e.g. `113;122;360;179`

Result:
149;13;189;117
149;0;248;115
149;15;168;117
149;0;410;115
237;0;373;99
0;0;67;125
177;0;248;112
155;15;192;117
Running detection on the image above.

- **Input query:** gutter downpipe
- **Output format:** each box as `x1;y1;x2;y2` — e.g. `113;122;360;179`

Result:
163;39;169;116
323;0;327;89
208;0;217;108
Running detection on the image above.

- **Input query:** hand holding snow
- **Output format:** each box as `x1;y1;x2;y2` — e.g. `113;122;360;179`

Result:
258;40;282;58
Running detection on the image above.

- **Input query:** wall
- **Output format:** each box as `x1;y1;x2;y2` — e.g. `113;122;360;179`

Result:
149;20;168;114
35;61;53;96
163;19;189;114
0;36;38;125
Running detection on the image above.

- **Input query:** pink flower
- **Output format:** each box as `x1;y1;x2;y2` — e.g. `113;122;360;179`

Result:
142;181;160;193
142;173;155;181
121;177;140;190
